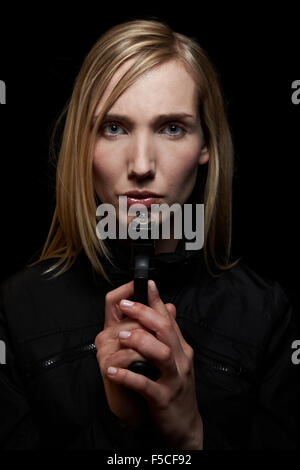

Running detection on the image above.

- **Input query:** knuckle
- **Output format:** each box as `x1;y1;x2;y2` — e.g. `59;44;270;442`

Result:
105;291;114;305
181;353;193;378
115;347;135;363
167;303;177;318
94;330;107;351
138;303;148;316
101;348;142;371
98;330;105;341
159;390;172;410
171;377;183;398
181;362;191;378
186;344;194;361
161;346;172;363
101;355;113;372
121;368;129;382
160;318;172;334
98;356;107;373
96;350;102;365
125;348;139;362
99;349;117;371
131;329;144;343
94;330;105;349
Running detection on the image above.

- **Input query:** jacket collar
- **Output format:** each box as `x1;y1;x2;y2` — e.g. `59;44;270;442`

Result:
99;237;205;287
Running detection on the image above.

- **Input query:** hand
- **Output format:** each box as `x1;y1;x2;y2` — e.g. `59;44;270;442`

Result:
94;280;175;429
94;280;146;428
104;279;203;450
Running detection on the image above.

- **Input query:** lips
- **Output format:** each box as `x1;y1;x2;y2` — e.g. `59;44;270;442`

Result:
121;190;163;208
123;191;162;198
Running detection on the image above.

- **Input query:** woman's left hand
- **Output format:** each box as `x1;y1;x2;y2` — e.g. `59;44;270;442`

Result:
105;279;203;450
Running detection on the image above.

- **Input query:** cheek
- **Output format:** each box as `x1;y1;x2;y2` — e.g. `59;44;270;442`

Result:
93;157;105;181
166;164;198;203
92;141;119;184
93;142;107;177
92;160;106;195
92;145;118;202
163;139;201;183
160;139;202;203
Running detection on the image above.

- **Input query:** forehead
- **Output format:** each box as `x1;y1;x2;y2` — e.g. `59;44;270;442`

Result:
95;59;198;117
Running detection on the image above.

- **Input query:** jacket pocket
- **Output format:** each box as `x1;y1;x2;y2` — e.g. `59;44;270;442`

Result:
194;349;245;378
23;341;97;380
180;326;251;381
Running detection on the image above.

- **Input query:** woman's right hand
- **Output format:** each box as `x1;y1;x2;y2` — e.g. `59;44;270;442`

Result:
94;281;150;429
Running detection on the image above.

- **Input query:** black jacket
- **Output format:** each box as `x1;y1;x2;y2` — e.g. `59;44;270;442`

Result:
0;240;299;450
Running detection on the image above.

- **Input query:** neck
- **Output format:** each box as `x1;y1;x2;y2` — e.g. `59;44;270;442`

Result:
154;237;180;254
115;236;180;255
115;215;181;255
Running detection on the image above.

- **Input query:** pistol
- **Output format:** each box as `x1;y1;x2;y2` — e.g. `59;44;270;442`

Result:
128;212;160;381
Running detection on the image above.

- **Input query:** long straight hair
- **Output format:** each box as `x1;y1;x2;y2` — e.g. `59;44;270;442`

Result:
29;19;238;283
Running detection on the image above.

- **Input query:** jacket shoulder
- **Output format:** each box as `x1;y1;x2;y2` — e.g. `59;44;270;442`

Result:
0;258;72;309
222;261;291;317
0;257;105;344
190;260;293;348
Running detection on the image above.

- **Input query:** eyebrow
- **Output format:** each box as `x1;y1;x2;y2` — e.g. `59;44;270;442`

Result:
92;112;196;125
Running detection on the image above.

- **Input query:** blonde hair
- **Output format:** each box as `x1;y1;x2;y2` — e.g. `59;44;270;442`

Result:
29;19;239;283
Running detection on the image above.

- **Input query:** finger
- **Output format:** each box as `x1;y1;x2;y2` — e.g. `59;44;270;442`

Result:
95;318;149;351
118;328;177;378
146;280;188;355
148;280;172;319
148;282;189;356
102;347;147;372
104;281;135;327
118;299;183;356
163;303;190;355
105;365;166;407
96;335;146;365
148;282;181;340
165;303;176;320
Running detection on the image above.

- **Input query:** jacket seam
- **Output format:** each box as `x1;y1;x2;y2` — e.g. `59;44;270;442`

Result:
16;321;103;345
176;313;262;350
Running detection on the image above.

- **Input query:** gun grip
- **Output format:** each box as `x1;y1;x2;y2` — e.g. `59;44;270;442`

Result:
128;361;160;381
129;224;159;381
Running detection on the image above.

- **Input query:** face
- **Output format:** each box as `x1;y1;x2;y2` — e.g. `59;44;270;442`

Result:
92;58;209;231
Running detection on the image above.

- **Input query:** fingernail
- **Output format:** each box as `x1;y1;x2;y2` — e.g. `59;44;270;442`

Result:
119;330;131;339
107;366;117;375
149;280;158;293
120;299;134;307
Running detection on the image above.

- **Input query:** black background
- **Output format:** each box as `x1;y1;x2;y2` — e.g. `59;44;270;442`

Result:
0;5;299;325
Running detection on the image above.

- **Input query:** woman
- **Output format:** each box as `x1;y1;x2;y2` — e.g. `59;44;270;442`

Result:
0;19;298;450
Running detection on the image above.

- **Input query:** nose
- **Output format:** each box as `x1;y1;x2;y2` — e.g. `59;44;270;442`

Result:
128;132;155;180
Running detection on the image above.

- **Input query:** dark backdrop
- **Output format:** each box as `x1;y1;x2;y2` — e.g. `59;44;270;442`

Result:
0;6;299;324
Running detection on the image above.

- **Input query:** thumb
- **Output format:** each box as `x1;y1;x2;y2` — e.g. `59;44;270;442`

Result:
147;280;177;321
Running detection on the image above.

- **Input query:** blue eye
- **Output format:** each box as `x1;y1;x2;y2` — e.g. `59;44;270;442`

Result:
100;121;186;138
103;123;124;136
163;124;185;136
